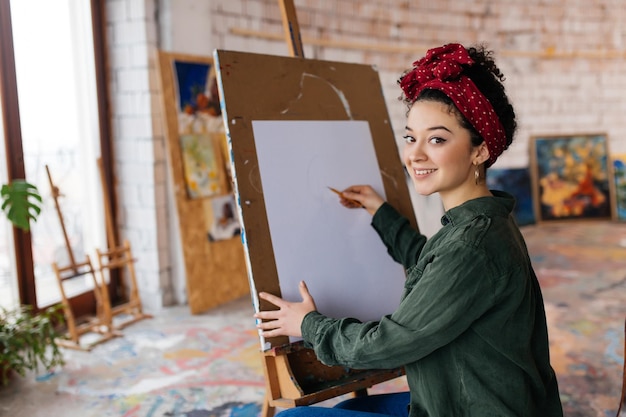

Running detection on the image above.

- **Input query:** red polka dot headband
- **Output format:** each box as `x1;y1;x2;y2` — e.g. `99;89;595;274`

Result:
399;43;506;167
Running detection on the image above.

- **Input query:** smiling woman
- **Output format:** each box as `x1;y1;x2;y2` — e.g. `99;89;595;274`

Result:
254;44;564;417
0;0;107;310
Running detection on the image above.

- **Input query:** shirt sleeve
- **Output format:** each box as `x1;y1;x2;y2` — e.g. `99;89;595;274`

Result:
301;239;500;370
371;202;427;269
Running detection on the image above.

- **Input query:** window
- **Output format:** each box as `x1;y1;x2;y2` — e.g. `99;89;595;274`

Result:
0;0;112;310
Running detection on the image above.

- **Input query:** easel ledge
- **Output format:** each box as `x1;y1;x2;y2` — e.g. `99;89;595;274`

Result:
263;341;404;408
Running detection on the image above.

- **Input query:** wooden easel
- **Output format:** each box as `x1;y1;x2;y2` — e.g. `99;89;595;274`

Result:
616;318;625;417
95;157;152;329
258;2;405;416
46;165;120;351
52;257;120;351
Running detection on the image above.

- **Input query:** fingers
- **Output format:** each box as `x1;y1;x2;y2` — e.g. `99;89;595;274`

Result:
341;186;383;215
256;317;280;330
340;197;364;209
298;280;310;300
253;283;312;339
258;291;285;307
254;307;284;337
254;309;278;320
255;317;284;338
342;186;371;203
343;185;368;194
258;282;309;307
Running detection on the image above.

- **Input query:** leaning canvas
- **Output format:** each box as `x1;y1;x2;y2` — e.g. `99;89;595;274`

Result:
613;153;626;221
486;167;535;226
530;134;613;222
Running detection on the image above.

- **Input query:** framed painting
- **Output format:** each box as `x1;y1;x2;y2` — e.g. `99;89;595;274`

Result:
613;153;626;221
173;60;228;198
486;167;535;226
530;134;613;222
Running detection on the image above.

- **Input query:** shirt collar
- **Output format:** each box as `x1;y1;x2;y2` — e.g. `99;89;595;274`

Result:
440;190;515;226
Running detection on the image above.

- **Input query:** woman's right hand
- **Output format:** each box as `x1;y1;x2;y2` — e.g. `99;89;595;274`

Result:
340;185;385;215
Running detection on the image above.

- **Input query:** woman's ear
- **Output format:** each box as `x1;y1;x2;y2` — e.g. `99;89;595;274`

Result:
474;142;490;165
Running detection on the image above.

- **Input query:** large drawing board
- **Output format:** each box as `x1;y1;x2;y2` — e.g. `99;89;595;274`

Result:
214;50;417;348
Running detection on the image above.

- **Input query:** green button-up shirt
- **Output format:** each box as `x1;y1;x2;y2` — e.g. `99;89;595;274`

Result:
301;191;563;417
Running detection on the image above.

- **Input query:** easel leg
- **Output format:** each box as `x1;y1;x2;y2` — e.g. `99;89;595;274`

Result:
353;388;368;398
262;393;276;417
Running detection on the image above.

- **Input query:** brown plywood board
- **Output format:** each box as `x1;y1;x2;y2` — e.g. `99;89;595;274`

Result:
157;51;249;314
215;50;417;347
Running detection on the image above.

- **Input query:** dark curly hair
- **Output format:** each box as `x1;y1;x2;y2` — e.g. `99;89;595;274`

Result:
400;45;517;152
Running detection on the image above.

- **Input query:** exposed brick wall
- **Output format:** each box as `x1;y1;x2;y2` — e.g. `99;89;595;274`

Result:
106;0;626;309
203;0;626;164
106;0;174;311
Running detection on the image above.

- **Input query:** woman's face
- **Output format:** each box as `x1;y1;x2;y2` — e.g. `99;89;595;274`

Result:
401;100;488;210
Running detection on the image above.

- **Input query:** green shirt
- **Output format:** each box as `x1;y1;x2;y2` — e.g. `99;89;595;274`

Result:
301;191;563;417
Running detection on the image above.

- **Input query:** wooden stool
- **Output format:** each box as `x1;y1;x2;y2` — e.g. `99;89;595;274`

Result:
53;257;120;351
95;239;152;329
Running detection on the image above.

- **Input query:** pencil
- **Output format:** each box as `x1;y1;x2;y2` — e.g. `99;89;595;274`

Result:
327;186;363;207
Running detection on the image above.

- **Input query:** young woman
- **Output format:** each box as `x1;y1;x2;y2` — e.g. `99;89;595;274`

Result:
254;43;563;417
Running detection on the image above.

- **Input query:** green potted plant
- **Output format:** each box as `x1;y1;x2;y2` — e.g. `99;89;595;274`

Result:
0;304;65;385
0;179;65;385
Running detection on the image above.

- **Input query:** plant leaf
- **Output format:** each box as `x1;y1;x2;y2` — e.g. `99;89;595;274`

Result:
0;180;42;231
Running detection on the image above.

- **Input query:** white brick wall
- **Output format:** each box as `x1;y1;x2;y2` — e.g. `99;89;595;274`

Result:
107;0;173;311
107;0;626;310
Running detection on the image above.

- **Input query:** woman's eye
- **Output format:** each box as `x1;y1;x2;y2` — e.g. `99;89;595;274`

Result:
429;137;446;144
402;135;415;144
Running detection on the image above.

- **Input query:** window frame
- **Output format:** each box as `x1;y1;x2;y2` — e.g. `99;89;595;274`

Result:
0;0;118;313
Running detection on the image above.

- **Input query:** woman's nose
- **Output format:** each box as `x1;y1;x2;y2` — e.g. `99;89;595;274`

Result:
405;141;426;162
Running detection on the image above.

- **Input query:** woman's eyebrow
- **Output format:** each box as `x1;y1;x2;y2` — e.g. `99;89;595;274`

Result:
427;125;452;133
405;125;453;133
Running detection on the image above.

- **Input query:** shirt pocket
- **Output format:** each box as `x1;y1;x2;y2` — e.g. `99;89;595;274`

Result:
402;254;435;300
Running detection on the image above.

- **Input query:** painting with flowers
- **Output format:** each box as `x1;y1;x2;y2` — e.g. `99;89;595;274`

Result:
173;60;226;198
530;134;612;222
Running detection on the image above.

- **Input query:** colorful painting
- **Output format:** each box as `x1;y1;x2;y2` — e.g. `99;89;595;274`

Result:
613;153;626;220
180;134;223;198
174;61;221;118
530;134;612;222
173;61;225;198
486;167;535;226
207;194;241;242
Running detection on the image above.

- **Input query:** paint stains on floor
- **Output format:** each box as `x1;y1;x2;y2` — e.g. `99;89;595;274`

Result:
1;221;625;417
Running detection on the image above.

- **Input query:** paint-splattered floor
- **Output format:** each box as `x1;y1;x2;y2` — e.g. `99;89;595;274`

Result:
1;220;625;417
0;298;267;417
523;221;626;417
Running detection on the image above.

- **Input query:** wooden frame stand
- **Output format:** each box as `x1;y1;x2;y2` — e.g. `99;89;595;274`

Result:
53;257;121;351
261;341;404;417
95;239;152;329
616;318;626;417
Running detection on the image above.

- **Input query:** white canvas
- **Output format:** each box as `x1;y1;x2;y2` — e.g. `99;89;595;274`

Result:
252;120;406;334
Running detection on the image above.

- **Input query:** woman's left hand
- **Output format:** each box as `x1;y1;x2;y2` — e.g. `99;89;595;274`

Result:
254;281;317;338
